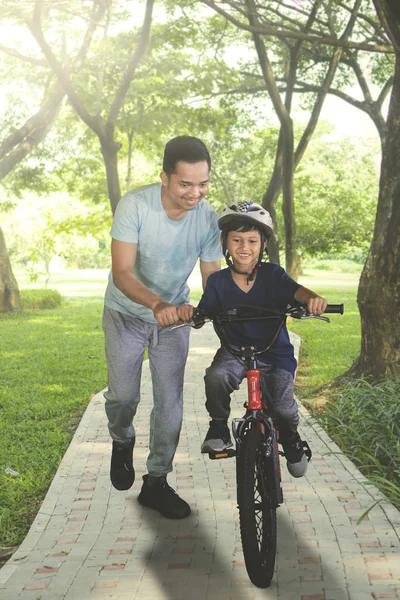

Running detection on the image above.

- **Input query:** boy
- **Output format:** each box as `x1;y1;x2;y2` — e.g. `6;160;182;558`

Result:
193;201;327;477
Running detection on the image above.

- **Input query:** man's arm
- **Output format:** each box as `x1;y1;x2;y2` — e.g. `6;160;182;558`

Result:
199;259;220;290
111;239;182;326
294;286;327;315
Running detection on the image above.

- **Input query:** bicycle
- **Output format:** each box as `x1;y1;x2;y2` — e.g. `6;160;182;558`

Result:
173;302;344;588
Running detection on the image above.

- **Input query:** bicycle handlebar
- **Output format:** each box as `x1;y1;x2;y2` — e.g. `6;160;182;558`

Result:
323;304;344;314
171;303;344;331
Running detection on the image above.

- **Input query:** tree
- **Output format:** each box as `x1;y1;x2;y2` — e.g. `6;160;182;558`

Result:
356;0;400;377
199;0;393;278
0;0;105;311
29;0;155;215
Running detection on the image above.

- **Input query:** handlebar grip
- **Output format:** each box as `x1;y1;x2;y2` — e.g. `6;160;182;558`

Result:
324;304;344;314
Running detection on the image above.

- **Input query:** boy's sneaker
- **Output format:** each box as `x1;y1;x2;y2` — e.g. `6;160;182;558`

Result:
201;420;232;453
281;432;310;478
110;438;135;490
138;475;191;519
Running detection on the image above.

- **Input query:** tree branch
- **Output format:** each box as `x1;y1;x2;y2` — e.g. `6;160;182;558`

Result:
29;0;107;135
200;0;394;53
377;75;394;108
0;44;47;66
0;87;64;180
107;0;154;128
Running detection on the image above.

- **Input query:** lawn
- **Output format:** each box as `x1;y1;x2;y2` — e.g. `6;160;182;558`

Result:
0;298;107;547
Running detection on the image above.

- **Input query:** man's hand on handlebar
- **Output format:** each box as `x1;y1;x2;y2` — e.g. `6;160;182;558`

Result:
152;300;184;327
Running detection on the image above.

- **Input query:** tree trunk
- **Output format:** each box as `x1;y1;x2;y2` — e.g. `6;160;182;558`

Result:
0;226;20;313
356;54;400;377
262;134;283;265
100;136;122;215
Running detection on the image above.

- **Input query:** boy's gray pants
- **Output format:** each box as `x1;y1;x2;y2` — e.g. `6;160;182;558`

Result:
103;307;190;477
205;346;300;437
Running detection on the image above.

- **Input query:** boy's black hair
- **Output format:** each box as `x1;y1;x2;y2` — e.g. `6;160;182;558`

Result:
162;136;211;175
221;220;263;235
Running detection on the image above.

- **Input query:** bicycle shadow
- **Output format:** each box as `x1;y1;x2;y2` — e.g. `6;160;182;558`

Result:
138;504;256;600
138;499;346;599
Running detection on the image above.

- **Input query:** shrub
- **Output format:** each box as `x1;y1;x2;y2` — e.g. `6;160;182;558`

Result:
316;377;400;508
20;289;63;310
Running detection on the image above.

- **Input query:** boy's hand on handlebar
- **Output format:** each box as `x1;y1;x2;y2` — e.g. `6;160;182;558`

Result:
295;287;327;316
152;300;183;327
306;295;328;316
176;304;195;323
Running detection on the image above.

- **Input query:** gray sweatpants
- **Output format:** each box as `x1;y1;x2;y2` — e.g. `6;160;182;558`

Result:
102;307;190;477
204;346;300;437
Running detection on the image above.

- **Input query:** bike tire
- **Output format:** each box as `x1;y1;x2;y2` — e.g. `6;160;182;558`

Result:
237;426;277;588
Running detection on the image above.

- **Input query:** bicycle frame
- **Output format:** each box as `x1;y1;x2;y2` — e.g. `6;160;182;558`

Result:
229;351;284;507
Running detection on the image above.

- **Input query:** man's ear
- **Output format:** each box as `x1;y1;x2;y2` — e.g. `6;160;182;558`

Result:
160;171;168;186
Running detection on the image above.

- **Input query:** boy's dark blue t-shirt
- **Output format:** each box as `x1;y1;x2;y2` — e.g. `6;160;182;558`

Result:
197;263;301;375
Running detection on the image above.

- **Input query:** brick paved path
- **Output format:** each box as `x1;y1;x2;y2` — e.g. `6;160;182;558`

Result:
0;326;399;600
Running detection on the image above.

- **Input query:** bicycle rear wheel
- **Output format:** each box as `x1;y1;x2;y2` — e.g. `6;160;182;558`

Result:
237;426;277;588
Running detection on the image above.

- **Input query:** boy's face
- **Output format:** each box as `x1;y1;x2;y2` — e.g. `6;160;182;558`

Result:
160;160;209;213
226;229;266;271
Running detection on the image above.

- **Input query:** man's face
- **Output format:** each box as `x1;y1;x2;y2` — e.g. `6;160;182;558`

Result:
161;160;210;213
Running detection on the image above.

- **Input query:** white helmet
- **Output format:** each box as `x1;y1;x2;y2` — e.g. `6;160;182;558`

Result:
218;201;273;240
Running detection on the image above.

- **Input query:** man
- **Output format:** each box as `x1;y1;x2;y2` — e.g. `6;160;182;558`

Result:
103;136;222;518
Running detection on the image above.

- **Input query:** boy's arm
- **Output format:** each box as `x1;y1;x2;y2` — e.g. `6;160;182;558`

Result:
294;286;327;315
176;267;220;323
200;259;221;290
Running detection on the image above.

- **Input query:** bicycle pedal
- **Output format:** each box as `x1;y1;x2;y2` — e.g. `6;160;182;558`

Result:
208;448;236;460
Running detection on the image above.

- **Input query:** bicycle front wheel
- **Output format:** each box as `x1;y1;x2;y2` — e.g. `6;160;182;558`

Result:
237;426;277;588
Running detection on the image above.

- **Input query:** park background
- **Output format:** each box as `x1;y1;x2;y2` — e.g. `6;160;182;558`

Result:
0;0;399;561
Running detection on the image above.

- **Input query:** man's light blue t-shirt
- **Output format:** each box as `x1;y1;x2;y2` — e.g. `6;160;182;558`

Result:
104;183;223;323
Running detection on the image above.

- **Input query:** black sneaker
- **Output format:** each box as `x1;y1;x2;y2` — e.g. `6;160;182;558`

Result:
138;475;191;519
281;432;310;478
201;420;232;454
110;438;135;490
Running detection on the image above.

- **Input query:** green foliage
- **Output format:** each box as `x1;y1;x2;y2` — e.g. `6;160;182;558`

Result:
3;193;112;276
317;377;400;508
20;289;62;310
291;132;380;256
304;256;364;273
0;298;107;546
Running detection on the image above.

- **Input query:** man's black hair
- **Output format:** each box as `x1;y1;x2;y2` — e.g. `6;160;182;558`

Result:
163;136;211;174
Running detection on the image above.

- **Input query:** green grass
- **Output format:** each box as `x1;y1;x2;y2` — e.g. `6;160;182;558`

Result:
318;378;400;509
20;289;63;310
0;299;106;547
289;284;361;396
